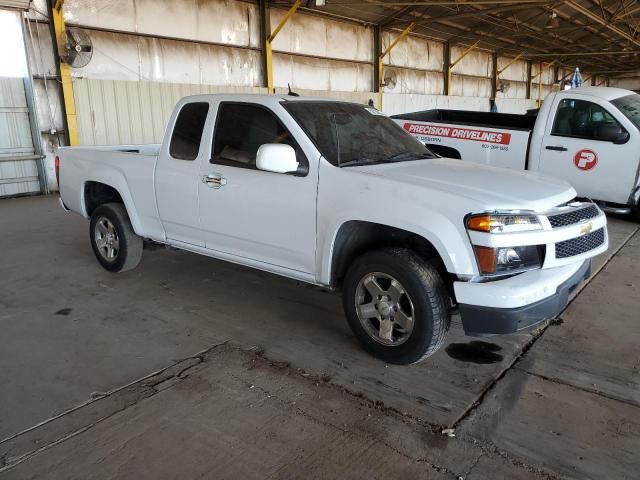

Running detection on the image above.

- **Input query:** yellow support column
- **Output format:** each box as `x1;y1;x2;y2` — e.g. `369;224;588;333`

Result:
447;40;480;96
266;0;301;94
529;61;556;108
51;0;79;146
378;22;415;111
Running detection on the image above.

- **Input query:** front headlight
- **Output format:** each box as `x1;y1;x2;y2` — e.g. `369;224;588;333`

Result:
473;245;544;276
467;214;542;233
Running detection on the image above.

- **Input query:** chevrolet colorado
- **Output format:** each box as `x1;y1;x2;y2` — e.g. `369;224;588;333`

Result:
57;94;608;364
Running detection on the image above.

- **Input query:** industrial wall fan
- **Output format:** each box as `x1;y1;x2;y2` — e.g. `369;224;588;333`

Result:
59;28;93;68
382;69;398;91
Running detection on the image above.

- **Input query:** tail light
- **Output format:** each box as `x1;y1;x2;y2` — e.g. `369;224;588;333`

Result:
55;156;60;188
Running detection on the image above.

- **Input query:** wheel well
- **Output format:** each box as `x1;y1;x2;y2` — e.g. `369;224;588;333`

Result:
330;221;449;290
84;182;124;217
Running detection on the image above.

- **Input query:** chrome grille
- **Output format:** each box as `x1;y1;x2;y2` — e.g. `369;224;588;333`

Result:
548;204;599;228
555;228;605;259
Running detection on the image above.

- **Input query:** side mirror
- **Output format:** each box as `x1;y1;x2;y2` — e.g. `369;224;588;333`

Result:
256;144;299;174
594;124;629;144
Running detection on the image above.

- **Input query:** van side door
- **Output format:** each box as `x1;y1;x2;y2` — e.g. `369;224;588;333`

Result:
536;96;638;204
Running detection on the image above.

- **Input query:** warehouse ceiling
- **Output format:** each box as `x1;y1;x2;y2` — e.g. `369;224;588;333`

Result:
284;0;640;76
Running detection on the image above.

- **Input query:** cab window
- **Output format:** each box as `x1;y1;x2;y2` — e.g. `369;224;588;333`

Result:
169;102;209;160
551;99;621;140
212;103;307;173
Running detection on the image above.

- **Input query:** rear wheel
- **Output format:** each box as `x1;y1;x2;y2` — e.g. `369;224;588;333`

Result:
90;203;143;273
342;248;451;364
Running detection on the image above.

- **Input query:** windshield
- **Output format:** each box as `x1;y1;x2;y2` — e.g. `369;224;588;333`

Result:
611;93;640;131
283;101;436;167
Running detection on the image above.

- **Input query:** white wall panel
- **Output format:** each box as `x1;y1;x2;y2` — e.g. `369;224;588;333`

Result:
498;56;527;82
495;98;537;114
139;37;201;84
382;93;490;116
451;75;492;97
64;0;137;31
197;0;260;48
532;63;555;84
199;44;262;87
271;9;372;62
383;33;443;71
451;47;492;78
496;80;528;100
64;0;260;48
273;53;371;92
73;30;140;81
70;30;262;87
382;68;443;95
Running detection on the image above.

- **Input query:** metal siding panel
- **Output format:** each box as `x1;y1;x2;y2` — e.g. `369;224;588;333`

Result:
113;80;132;144
101;80;119;145
451;47;493;78
383;33;443;71
73;30;140;82
273;53;371;92
0;77;38;196
74;79;95;145
63;0;137;32
271;9;372;63
0;0;31;10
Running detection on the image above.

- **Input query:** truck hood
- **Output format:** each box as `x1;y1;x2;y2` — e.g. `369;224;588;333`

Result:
355;158;575;212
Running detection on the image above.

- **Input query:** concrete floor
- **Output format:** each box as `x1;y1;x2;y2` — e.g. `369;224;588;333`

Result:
0;195;638;479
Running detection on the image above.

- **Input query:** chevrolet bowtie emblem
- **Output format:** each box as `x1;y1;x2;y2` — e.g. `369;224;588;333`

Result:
580;222;593;235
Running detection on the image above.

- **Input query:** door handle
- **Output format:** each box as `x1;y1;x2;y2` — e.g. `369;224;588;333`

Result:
545;145;568;152
201;173;227;188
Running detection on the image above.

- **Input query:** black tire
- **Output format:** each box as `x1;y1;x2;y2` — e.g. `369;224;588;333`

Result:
342;248;450;365
89;203;143;273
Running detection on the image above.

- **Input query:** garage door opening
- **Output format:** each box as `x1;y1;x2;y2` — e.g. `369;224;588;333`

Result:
0;8;44;198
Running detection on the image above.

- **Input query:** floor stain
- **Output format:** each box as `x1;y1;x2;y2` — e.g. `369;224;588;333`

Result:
55;308;73;316
445;341;503;364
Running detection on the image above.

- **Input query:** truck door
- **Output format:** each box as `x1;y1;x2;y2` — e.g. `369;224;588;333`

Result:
155;101;210;246
197;102;317;275
536;97;638;204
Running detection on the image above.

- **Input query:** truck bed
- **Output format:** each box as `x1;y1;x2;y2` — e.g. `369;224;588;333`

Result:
391;109;537;131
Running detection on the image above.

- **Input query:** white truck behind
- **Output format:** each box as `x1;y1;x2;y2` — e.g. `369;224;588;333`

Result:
58;94;608;364
393;87;640;216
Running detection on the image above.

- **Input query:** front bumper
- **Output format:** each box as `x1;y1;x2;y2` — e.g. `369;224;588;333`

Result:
457;259;591;336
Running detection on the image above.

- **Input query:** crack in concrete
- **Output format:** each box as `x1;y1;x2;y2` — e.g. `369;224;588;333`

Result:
518;369;640;409
0;341;229;473
450;227;639;430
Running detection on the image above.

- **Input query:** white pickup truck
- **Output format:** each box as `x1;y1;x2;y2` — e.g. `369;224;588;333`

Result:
57;94;608;364
394;87;640;215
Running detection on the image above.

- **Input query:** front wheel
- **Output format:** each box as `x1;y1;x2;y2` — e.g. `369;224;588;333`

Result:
342;248;451;365
90;203;143;273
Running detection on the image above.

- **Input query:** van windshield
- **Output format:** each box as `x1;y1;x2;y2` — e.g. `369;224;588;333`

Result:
283;101;436;167
611;93;640;131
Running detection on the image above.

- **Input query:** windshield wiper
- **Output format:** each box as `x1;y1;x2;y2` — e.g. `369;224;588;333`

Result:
385;152;434;162
339;158;380;167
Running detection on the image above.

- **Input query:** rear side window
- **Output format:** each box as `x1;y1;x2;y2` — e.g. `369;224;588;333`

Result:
169;102;209;160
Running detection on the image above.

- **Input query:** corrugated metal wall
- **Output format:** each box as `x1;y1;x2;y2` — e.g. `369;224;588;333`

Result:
0;77;40;197
74;79;265;145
